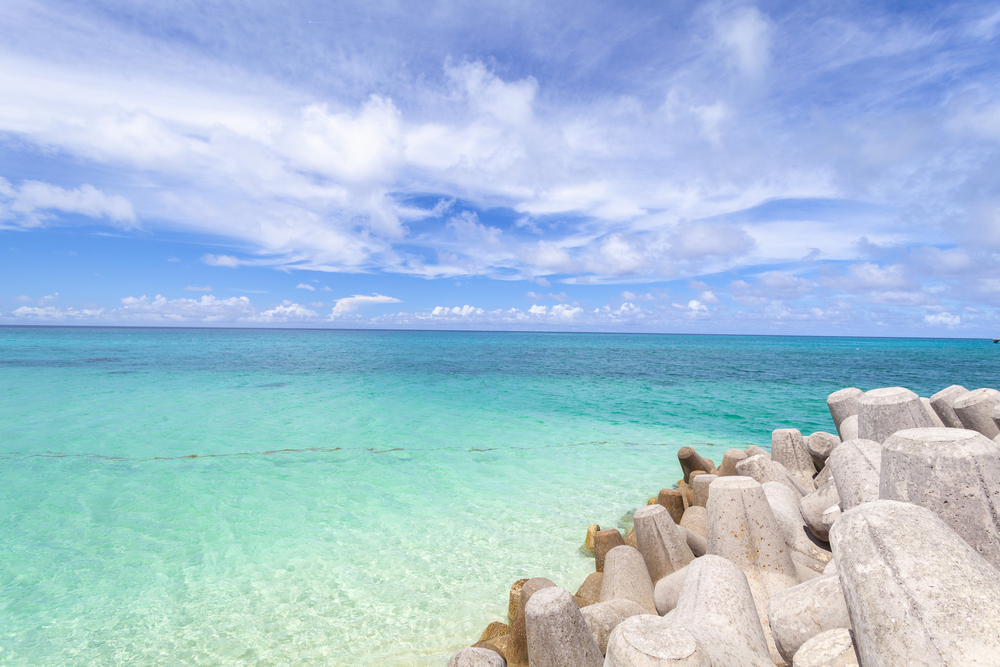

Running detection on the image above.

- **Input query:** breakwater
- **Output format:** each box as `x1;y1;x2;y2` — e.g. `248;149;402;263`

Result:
450;384;1000;667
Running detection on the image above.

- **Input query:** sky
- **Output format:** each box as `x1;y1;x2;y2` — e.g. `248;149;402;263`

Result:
2;0;999;335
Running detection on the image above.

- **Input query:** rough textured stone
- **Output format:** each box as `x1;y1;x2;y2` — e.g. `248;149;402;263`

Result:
930;384;968;429
830;500;1000;667
791;550;828;578
994;403;1000;435
736;453;808;496
580;598;647;656
838;415;859;442
678;446;716;482
575;572;603;607
508;579;528;623
604;616;708;667
880;426;1000;568
766;574;851;664
681;526;706;557
624;526;638;549
762;481;833;568
806;432;841;470
691;473;717;508
745;444;770;459
584;523;600;554
653;565;689;615
479;621;511;642
827;387;862;438
920;397;945;427
827;438;881;511
670;555;774;667
600;545;657;614
448;647;507;667
718;448;747;476
858;386;933;443
800;479;841;542
772;428;818;491
813;462;833;488
508;577;555;665
677;480;694;508
633;503;695;584
595;529;626;573
706;476;800;664
792;628;859;667
525;586;603;667
822;559;837;576
679;505;707;538
953;387;1000;438
656;489;686;525
821;505;840;533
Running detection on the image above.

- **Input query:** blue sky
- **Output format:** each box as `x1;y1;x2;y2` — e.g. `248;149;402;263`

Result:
2;0;999;334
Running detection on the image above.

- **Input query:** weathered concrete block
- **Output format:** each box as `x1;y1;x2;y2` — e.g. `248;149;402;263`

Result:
813;462;833;487
584;523;600;553
717;448;747;476
792;628;859;667
953;387;1000;439
633;503;695;584
827;438;881;511
691;473;717;508
604;616;708;667
791;550;827;580
858;387;933;443
580;598;647;656
994;403;1000;435
827;387;862;438
670;554;774;667
508;578;528;623
806;432;841;469
653;565;689;615
706;476;800;663
447;647;506;667
656;489;686;525
745;444;770;459
772;428;817;491
736;453;808;496
681;526;706;557
880;426;1000;569
575;571;603;607
838;414;859;441
595;528;625;572
766;574;851;664
762;481;833;568
509;577;556;664
800;479;840;542
525;586;603;667
679;505;707;538
821;504;840;533
600;545;657;614
830;500;1000;666
678;446;716;483
920;397;945;427
478;621;510;642
929;384;968;428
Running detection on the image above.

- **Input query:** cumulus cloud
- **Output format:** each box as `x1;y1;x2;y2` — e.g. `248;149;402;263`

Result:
0;177;135;228
924;312;961;327
296;283;315;291
330;293;401;317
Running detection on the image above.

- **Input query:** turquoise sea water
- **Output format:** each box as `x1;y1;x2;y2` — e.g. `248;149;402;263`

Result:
1;328;997;666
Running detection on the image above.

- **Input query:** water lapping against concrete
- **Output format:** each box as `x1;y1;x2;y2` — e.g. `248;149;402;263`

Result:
0;328;994;666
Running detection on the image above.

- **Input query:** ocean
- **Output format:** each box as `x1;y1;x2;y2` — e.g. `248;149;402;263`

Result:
1;327;995;665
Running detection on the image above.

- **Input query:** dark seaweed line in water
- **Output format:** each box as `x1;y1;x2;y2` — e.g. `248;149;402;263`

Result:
0;439;739;462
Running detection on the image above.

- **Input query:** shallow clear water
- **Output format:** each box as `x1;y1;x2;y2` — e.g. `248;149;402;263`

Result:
1;328;996;665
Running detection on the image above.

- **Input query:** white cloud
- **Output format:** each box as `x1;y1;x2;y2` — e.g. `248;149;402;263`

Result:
202;254;241;268
296;283;316;291
924;312;961;327
0;177;135;228
257;301;319;322
184;285;212;292
715;6;773;79
331;293;401;317
118;294;258;321
14;295;32;302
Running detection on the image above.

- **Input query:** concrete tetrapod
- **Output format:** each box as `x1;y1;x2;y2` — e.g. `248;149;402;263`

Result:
920;397;946;427
745;444;770;458
953;387;1000;439
813;462;833;488
447;647;507;667
827;387;862;439
826;438;882;511
880;427;1000;569
678;446;717;482
600;545;657;614
830;500;1000;667
995;403;1000;435
929;384;968;429
691;474;717;508
653;565;689;615
579;598;647;656
838;415;859;442
772;428;818;491
633;504;695;584
717;448;747;476
679;505;707;538
736;454;808;496
508;577;556;665
525;586;603;667
799;479;841;542
766;574;851;664
576;572;604;607
762;481;833;569
656;489;686;525
595;528;626;572
706;476;800;665
857;387;933;443
792;629;859;667
806;432;841;470
604;615;709;667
